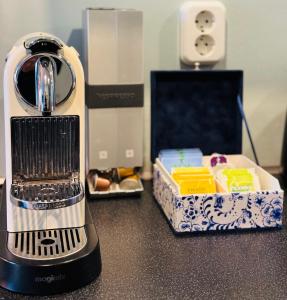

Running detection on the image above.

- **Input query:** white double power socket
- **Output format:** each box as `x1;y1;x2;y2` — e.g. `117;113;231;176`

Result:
180;1;226;65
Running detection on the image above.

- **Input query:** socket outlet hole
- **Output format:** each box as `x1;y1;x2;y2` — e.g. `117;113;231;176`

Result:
195;10;214;32
195;35;214;56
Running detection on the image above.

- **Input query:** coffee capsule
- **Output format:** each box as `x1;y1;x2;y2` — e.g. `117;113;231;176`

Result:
93;174;111;191
117;168;135;180
119;175;141;190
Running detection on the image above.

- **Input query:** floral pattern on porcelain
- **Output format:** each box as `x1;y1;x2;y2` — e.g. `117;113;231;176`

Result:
153;167;283;233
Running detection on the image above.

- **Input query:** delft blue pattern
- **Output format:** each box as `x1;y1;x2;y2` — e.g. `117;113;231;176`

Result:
153;168;283;233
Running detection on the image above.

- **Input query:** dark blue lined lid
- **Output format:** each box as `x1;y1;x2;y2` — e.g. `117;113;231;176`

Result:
151;70;243;162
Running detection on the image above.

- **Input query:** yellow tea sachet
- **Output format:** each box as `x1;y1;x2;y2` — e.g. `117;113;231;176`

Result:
216;168;260;193
172;173;213;181
176;178;216;195
171;167;210;175
227;178;255;193
222;168;253;176
171;167;216;195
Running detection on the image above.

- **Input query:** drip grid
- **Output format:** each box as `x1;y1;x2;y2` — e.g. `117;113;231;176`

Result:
8;227;87;260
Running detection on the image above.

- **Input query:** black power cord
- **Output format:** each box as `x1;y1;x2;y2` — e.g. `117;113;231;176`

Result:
237;94;260;166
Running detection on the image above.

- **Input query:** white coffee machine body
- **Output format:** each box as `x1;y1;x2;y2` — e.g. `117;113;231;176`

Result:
4;33;86;232
0;33;101;295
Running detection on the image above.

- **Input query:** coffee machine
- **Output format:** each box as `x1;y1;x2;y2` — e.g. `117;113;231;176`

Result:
0;33;101;294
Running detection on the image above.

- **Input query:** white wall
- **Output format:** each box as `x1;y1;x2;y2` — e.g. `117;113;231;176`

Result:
0;0;286;177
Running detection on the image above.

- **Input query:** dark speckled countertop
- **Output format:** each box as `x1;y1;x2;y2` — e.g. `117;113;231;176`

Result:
0;180;286;300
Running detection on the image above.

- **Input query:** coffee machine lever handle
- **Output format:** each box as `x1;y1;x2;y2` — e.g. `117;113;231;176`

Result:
35;56;56;115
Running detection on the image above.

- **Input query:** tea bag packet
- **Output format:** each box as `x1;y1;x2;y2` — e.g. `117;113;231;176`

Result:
171;166;216;195
216;168;261;193
159;148;202;159
209;153;234;173
171;166;211;179
159;148;203;173
176;177;216;195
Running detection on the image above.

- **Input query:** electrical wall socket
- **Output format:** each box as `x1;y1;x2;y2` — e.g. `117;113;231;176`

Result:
180;1;226;65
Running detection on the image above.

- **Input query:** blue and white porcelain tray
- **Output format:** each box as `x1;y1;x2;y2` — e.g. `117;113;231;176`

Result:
153;155;284;233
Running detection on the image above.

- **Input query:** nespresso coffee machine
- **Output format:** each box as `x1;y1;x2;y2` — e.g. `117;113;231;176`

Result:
0;33;101;294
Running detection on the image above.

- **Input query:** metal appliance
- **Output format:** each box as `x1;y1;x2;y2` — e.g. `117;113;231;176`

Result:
0;33;101;295
83;8;144;197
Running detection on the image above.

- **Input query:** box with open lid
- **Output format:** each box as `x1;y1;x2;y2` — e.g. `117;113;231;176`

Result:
151;70;284;233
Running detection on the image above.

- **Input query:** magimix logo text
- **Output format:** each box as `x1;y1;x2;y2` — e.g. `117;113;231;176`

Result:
35;274;66;284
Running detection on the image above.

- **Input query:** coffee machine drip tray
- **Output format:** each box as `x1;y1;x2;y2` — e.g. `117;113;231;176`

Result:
7;227;87;260
0;181;101;295
10;181;84;210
